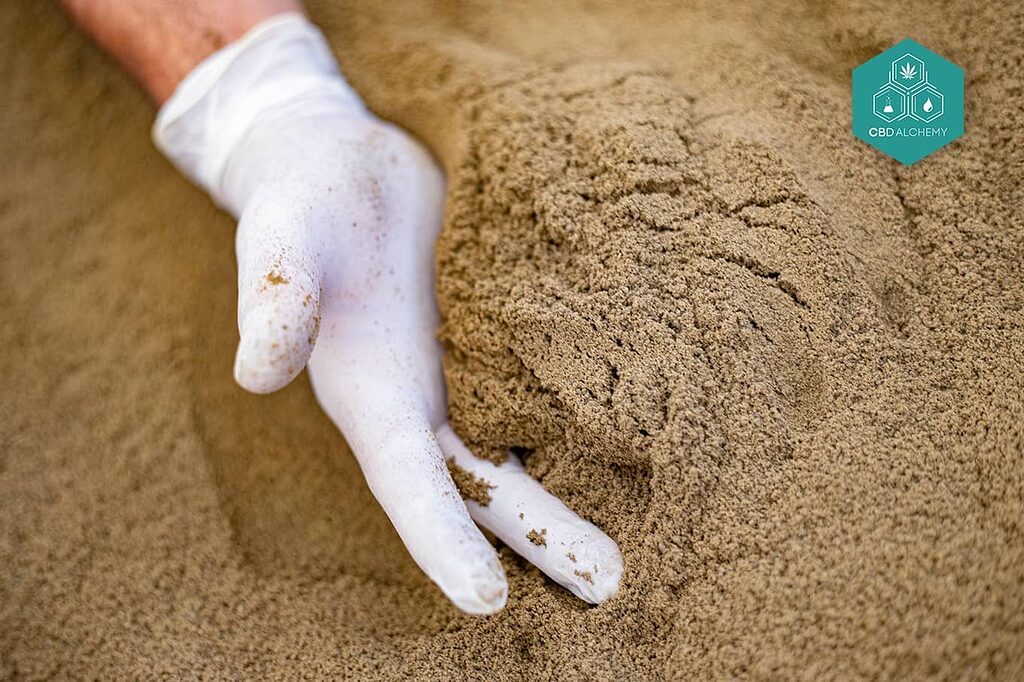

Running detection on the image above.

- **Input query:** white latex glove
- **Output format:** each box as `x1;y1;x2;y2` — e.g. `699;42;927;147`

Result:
153;13;622;614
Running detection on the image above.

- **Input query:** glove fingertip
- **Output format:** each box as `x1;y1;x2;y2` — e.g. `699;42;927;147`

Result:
233;300;319;394
233;342;303;394
439;553;509;615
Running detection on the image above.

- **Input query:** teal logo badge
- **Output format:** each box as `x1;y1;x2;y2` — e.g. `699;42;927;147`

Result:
852;39;964;165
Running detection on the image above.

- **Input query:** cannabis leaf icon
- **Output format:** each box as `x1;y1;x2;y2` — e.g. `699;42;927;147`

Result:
900;62;917;79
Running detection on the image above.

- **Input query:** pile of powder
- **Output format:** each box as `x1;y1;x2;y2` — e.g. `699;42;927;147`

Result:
2;0;1022;679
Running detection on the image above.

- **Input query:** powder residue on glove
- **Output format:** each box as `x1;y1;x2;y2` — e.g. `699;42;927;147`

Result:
2;1;1023;680
574;570;594;585
445;459;494;507
526;528;547;547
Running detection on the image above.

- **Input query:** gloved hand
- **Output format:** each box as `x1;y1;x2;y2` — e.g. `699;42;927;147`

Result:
153;12;622;614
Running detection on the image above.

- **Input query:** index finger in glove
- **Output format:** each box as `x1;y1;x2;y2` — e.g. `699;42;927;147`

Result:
309;367;508;615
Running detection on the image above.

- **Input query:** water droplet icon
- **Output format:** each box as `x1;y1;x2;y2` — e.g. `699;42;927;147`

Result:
923;98;934;113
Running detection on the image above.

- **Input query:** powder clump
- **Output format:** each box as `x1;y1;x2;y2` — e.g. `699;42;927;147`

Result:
574;570;594;584
445;459;494;506
526;528;547;547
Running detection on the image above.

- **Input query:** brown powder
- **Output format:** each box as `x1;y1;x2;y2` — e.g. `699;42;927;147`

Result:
445;458;494;506
526;528;547;547
2;1;1023;680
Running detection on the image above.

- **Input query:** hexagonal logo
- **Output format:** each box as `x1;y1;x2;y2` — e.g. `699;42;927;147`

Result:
852;39;964;165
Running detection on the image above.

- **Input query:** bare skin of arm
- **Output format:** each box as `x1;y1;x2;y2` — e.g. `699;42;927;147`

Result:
59;0;303;103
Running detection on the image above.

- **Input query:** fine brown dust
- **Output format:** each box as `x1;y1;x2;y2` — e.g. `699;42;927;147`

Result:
1;0;1023;680
526;528;547;547
445;459;494;507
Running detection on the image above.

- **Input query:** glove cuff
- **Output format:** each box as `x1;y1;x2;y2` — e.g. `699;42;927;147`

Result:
152;12;366;211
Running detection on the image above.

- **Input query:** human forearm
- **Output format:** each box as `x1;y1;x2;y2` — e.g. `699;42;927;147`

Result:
58;0;303;103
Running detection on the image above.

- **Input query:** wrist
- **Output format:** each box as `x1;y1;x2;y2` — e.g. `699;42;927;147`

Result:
140;1;307;103
153;12;368;215
60;0;305;104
